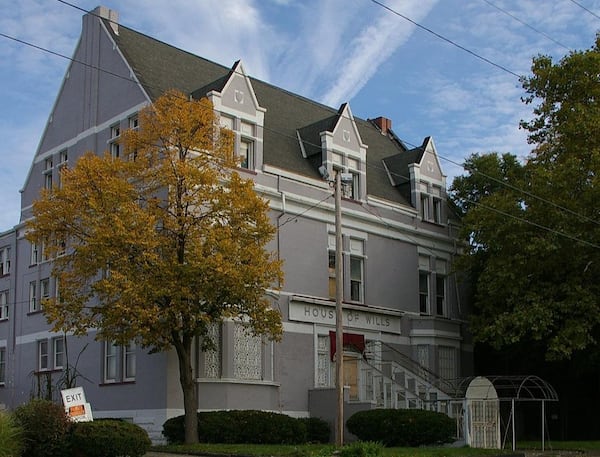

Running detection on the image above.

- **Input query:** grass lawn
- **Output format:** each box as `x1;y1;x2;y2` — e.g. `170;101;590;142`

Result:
517;441;600;451
152;443;520;457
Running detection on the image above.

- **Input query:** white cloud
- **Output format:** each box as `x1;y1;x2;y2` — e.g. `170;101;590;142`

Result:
320;0;438;107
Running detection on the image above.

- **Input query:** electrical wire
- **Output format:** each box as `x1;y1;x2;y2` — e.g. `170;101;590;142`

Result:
367;0;521;78
2;3;599;246
481;0;571;51
568;0;600;21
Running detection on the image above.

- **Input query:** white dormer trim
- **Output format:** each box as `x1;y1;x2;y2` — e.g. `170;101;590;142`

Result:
203;60;266;172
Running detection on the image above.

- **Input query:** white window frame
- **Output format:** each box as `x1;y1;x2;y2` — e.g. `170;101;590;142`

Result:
349;238;365;303
239;137;255;170
0;290;8;320
40;278;50;302
29;281;38;313
38;340;49;371
350;255;364;302
53;337;65;369
30;242;39;265
109;124;121;159
123;342;136;381
104;341;118;383
316;334;333;387
128;115;139;130
104;341;136;383
0;247;9;276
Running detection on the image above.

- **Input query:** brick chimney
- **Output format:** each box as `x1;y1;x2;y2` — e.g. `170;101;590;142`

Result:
371;116;392;135
93;6;119;35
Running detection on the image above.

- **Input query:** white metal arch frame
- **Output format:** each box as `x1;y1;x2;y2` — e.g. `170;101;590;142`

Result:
454;375;559;451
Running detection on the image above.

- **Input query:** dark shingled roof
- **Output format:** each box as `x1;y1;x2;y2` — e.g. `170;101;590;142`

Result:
105;19;417;207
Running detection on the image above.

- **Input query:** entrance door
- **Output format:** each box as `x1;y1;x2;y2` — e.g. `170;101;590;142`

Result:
343;355;359;400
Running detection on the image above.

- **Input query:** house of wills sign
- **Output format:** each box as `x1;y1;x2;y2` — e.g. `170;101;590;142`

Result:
289;296;402;334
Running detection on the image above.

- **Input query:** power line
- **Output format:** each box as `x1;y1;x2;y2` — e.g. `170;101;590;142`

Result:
4;3;600;241
481;0;571;51
568;0;600;21
367;0;521;78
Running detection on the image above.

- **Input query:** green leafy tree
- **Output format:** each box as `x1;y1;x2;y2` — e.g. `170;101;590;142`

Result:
451;36;600;360
27;90;284;444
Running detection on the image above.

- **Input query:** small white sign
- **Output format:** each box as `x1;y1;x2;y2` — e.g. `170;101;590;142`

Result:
61;387;93;422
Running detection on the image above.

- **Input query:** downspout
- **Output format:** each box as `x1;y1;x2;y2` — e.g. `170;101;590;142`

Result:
276;175;286;289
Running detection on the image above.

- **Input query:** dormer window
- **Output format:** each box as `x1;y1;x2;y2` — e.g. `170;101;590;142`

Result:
239;138;254;169
219;115;258;171
420;183;444;225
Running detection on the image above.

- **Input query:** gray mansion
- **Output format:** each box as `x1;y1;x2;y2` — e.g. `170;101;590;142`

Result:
0;6;472;441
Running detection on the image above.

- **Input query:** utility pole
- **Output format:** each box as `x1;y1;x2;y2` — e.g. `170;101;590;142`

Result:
334;170;344;448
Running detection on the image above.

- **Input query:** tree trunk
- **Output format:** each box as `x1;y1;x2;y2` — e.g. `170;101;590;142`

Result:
173;333;199;444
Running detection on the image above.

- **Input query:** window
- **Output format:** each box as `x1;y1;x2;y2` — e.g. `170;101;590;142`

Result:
128;115;139;130
316;335;332;387
124;342;136;381
420;184;444;224
0;347;5;385
328;251;336;299
204;323;222;378
29;281;38;313
349;239;364;303
220;117;257;170
233;323;261;380
438;346;457;380
104;341;118;382
57;150;68;188
433;197;442;224
103;341;136;383
43;158;53;189
110;124;121;158
239;138;254;169
0;247;9;275
30;242;39;265
419;272;429;314
40;278;50;303
328;235;366;303
53;337;64;369
0;290;8;320
38;340;49;371
436;275;446;316
420;194;430;220
350;256;363;302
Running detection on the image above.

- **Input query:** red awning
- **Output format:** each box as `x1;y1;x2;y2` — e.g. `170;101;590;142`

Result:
329;331;365;361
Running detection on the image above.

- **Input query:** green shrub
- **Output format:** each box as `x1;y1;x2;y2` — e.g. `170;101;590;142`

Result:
163;410;309;444
340;441;383;457
200;410;306;444
162;414;185;444
69;419;151;457
13;399;71;457
0;411;23;457
297;417;330;443
346;409;455;447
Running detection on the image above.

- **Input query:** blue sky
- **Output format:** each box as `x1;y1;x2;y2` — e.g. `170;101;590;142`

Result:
1;0;599;231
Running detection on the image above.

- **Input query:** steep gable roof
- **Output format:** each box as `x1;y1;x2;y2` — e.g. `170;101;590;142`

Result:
103;18;414;207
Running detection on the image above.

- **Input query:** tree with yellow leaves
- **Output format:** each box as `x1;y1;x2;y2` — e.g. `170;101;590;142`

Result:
27;90;283;444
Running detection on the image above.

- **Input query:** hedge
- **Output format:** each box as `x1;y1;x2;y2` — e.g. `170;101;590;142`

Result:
13;399;72;457
346;409;455;447
70;419;151;457
163;410;330;444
